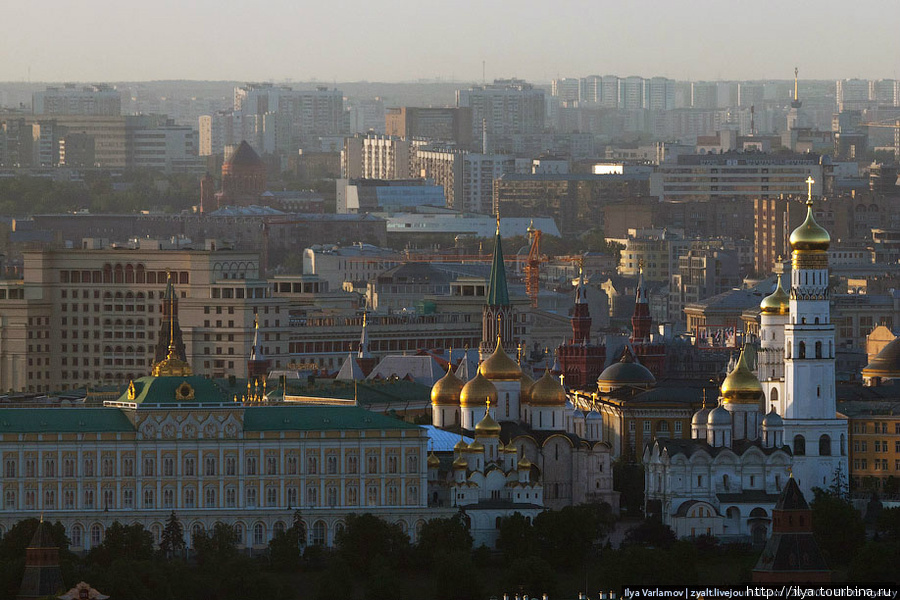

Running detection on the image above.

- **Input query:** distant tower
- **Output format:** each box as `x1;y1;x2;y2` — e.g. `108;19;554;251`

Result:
153;271;187;366
630;263;666;378
787;67;807;131
17;518;65;600
216;140;267;208
481;215;514;358
782;177;848;496
247;315;270;386
557;264;605;388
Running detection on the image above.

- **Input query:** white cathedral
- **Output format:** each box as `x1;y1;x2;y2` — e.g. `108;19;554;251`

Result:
644;184;848;541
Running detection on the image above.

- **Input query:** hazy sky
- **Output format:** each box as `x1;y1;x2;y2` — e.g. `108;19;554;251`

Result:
4;0;900;83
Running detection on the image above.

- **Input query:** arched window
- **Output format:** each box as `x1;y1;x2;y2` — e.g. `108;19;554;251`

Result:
71;524;83;548
840;434;846;456
770;388;779;402
819;434;831;456
787;342;792;359
312;521;326;545
793;435;806;456
253;522;265;546
90;524;102;547
815;341;822;359
798;342;805;359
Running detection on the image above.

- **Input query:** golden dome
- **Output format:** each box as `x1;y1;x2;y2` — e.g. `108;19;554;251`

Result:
460;371;498;407
789;201;830;252
452;456;468;470
528;370;567;406
453;438;469;453
760;276;790;315
517;456;532;469
479;336;522;381
474;403;502;436
519;369;535;403
721;347;763;404
427;452;440;469
431;365;464;406
468;440;484;452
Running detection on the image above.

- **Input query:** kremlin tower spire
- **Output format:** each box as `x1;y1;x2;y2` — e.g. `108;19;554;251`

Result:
481;212;513;358
629;261;666;378
630;261;651;344
571;261;591;344
556;258;605;388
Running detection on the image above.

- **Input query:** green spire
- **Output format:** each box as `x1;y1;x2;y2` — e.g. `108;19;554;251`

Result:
487;217;509;306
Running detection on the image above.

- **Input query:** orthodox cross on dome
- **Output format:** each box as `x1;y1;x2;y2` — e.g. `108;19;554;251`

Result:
806;176;815;204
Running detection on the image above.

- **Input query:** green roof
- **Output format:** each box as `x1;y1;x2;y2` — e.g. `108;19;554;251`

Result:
0;408;135;433
274;379;430;407
124;376;231;405
487;229;509;306
244;405;421;432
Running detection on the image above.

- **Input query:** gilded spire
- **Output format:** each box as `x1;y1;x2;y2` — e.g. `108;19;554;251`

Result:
794;67;799;103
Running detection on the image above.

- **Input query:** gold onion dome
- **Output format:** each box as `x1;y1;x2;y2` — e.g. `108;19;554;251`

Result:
467;439;485;452
760;276;790;315
789;200;831;252
460;371;498;407
452;456;468;470
519;369;535;403
529;370;567;406
431;365;464;406
721;347;763;404
517;456;532;469
479;335;522;381
475;404;502;436
453;438;469;453
427;452;441;469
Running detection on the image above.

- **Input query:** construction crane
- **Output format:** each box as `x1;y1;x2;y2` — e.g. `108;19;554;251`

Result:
524;220;545;308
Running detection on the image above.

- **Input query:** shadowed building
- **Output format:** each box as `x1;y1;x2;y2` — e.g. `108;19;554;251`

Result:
752;477;831;582
17;519;65;600
217;141;267;208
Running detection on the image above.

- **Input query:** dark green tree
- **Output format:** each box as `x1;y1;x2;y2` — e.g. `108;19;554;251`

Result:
496;512;539;564
86;521;154;567
192;522;239;567
623;517;677;549
502;555;557;599
534;503;614;567
848;540;900;583
334;513;410;577
159;511;185;559
810;487;865;567
416;513;473;567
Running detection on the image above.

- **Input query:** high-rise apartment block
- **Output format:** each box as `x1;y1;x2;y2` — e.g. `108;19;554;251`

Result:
456;79;545;143
341;134;411;180
836;79;871;112
384;107;473;147
32;84;121;117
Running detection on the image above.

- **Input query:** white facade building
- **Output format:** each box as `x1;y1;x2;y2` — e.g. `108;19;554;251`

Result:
645;187;848;539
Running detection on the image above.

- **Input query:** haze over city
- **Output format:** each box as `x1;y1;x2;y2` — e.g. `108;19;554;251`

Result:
3;1;900;596
4;0;900;82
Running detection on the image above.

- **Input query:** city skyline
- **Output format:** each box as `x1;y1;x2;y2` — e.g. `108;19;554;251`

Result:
3;0;900;83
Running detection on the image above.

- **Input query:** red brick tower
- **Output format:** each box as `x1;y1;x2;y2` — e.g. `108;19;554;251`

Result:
217;141;267;208
630;264;666;378
752;476;831;582
557;267;605;388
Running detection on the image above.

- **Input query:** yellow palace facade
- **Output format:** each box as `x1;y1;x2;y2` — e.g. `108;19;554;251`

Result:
0;353;443;551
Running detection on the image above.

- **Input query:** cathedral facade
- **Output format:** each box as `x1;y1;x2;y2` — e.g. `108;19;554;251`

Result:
644;187;849;540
